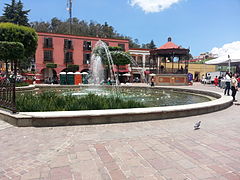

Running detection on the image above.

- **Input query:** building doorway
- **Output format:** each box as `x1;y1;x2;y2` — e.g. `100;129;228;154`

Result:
194;72;200;82
41;68;57;84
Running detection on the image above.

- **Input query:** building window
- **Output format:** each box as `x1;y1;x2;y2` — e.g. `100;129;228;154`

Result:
44;50;53;61
43;37;53;48
64;39;73;50
83;53;91;64
118;43;125;51
83;41;92;51
65;52;73;63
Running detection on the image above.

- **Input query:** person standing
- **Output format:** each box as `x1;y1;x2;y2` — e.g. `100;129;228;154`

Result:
151;77;155;87
231;74;238;102
237;75;240;88
224;72;231;95
214;76;218;87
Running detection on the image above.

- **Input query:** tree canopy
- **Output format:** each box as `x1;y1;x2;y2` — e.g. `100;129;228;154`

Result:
30;17;141;48
142;40;157;49
0;0;30;26
0;41;24;61
93;46;131;66
0;23;38;59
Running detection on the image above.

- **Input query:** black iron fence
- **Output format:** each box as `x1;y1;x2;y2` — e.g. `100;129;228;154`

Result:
0;79;16;113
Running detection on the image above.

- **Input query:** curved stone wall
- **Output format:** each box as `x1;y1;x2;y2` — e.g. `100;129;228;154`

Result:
0;85;233;127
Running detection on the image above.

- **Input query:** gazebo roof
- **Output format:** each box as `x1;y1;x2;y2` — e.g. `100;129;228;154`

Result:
150;37;189;56
158;37;179;49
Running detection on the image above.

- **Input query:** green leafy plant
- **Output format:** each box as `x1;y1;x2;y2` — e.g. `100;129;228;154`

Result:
67;64;79;72
0;41;24;60
16;91;145;112
46;63;57;68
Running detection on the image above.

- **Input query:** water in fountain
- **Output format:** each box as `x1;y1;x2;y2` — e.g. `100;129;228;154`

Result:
88;40;118;85
89;40;147;86
83;40;121;96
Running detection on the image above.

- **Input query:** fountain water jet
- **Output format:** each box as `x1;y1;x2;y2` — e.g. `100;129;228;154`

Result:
88;40;147;86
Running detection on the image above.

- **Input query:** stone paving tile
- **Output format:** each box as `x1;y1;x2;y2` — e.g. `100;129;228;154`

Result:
0;83;240;180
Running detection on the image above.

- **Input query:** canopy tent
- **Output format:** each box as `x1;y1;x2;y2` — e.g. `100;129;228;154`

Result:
205;54;240;66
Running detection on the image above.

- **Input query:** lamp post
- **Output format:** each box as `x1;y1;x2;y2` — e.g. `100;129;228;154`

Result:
228;54;231;73
67;0;72;34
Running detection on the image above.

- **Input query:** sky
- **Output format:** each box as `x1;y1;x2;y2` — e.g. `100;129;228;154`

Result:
0;0;240;56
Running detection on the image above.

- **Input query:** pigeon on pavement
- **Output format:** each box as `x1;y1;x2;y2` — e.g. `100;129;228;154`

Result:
194;121;201;130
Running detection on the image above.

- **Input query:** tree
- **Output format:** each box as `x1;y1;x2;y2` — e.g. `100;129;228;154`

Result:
148;40;156;49
0;0;30;26
142;40;156;49
30;17;141;48
0;41;24;76
129;38;141;48
0;23;38;71
0;41;24;60
93;46;131;82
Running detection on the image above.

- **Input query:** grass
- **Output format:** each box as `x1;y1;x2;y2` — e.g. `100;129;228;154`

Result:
16;91;145;112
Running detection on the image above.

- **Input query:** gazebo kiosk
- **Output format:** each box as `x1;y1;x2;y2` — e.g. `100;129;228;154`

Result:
150;37;190;85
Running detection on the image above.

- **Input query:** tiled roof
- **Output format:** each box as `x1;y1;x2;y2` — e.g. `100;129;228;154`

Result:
158;41;179;49
158;37;180;49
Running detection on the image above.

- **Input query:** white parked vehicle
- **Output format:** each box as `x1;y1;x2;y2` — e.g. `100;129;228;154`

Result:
202;71;226;84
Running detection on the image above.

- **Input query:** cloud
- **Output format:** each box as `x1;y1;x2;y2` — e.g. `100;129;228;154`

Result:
129;0;182;13
210;41;240;58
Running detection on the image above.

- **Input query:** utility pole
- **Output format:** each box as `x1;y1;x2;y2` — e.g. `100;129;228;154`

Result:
67;0;72;34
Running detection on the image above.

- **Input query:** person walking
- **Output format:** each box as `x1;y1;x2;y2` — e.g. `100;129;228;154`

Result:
231;74;238;102
224;72;231;95
151;77;155;87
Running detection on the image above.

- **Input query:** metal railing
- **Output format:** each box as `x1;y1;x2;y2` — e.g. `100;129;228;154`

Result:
0;79;16;113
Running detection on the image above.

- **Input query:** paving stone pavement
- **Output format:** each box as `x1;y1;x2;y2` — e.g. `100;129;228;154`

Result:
0;83;240;180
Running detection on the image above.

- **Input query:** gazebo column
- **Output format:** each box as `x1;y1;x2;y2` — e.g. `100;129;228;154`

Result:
159;57;162;73
157;56;160;74
165;57;167;74
184;56;187;73
178;56;180;72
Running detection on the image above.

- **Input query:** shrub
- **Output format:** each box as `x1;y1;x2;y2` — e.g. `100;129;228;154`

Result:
67;64;79;72
46;63;57;68
16;91;145;112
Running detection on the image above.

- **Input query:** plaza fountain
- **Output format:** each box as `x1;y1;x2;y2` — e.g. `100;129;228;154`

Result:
0;42;233;126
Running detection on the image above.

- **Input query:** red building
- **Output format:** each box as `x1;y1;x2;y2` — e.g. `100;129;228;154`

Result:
35;32;129;83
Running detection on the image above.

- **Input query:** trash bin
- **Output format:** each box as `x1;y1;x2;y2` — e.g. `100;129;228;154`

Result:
60;72;67;85
67;72;74;85
74;72;82;85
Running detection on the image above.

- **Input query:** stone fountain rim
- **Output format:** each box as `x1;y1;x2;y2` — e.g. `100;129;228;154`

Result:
0;85;233;127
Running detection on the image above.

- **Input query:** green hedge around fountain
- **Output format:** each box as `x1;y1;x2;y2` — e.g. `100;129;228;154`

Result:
16;91;145;112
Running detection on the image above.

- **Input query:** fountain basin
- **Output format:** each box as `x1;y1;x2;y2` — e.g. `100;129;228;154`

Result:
0;85;232;127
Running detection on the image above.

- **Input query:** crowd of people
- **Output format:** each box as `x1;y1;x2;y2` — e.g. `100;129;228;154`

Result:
213;72;239;102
